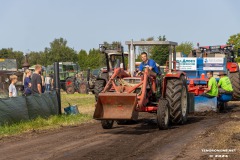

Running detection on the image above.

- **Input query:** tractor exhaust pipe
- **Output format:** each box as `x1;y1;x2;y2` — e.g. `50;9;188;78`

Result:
129;39;135;77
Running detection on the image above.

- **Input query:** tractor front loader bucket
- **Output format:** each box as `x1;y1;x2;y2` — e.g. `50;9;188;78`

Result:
93;93;138;120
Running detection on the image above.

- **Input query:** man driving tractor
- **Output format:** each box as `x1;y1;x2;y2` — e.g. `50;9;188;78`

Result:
137;52;162;96
138;52;160;76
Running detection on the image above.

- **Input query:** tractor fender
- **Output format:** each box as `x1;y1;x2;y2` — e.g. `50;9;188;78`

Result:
65;77;73;81
227;62;239;73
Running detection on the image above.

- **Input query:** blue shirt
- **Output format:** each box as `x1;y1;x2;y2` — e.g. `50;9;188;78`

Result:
24;77;32;94
139;59;159;74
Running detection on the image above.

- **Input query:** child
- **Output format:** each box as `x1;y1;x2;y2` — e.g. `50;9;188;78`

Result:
9;75;18;97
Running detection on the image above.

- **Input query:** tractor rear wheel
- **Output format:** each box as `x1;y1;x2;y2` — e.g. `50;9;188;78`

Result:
101;120;114;129
66;86;75;94
94;80;105;101
229;72;240;99
166;77;188;124
78;82;88;94
157;99;169;130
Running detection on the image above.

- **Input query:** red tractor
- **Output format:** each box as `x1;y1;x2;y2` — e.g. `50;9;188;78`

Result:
93;40;190;129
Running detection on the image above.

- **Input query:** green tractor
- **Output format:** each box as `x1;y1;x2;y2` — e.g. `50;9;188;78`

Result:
46;62;87;94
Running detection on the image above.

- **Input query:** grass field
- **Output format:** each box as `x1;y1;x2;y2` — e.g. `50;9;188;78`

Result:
61;92;95;115
0;92;96;137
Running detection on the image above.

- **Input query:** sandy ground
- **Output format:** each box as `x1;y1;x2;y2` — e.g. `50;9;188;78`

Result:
0;102;239;160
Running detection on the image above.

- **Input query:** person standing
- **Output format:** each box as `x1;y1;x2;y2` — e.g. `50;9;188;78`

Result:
23;69;32;96
202;71;218;98
31;64;42;94
45;74;52;92
40;70;45;93
9;75;18;97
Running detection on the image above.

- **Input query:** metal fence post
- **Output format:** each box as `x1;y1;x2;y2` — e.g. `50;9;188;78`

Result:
54;62;61;114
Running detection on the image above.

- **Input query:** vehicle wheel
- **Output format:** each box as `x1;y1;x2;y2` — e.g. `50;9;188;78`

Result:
100;72;109;82
101;120;114;129
94;80;105;101
217;102;224;113
116;120;127;125
229;72;240;100
157;99;169;130
65;78;74;87
78;82;88;94
166;76;188;124
116;120;137;125
66;86;75;94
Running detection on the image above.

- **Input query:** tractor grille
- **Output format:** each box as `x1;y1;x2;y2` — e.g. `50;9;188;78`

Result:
123;78;141;84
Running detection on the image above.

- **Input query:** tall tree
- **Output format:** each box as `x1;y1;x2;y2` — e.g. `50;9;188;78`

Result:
227;33;240;62
176;42;194;55
150;35;169;66
28;51;45;66
78;49;88;70
88;48;102;69
138;37;154;56
47;38;77;64
227;33;240;52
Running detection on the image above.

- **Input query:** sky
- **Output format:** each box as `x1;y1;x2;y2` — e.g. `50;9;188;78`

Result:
0;0;239;53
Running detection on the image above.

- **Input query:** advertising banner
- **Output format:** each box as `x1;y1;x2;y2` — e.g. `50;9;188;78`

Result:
203;58;224;70
176;58;197;70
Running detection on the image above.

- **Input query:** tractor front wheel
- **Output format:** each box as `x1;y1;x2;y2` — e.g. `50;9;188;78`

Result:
157;99;169;130
101;120;114;129
166;77;188;124
78;82;88;94
229;72;240;100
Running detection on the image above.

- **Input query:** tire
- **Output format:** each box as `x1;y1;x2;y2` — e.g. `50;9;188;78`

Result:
66;86;75;94
101;120;114;129
116;120;128;125
157;99;169;130
94;80;105;101
65;78;74;88
217;102;225;113
166;76;188;124
229;72;240;99
100;72;109;82
78;82;88;94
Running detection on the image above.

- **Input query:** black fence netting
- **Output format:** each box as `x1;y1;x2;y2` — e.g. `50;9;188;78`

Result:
0;91;59;126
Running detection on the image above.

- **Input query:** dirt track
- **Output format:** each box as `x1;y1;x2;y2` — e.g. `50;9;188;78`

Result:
0;103;239;160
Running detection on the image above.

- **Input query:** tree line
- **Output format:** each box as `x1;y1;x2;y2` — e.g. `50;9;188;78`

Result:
0;33;239;70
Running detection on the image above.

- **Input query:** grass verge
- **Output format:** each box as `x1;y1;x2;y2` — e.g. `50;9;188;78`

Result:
0;114;92;138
